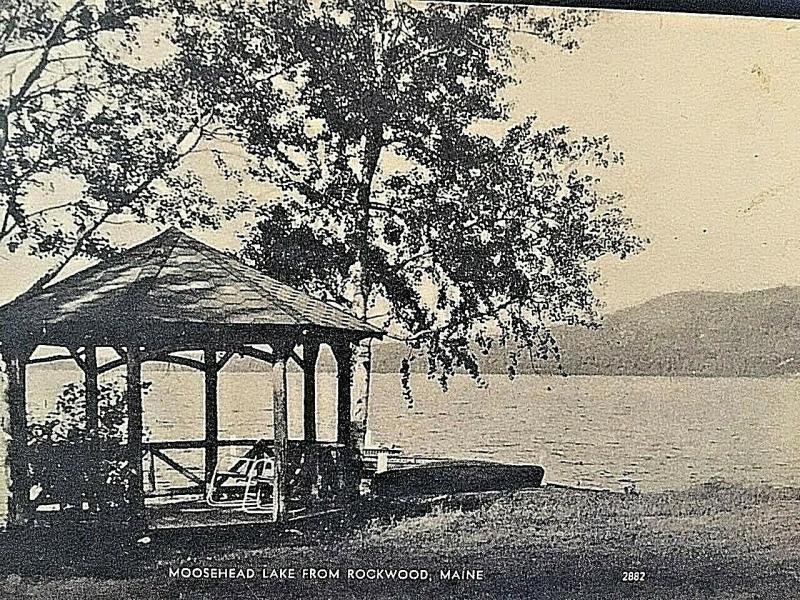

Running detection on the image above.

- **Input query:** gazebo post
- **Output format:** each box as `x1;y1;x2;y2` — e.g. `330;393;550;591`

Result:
272;339;293;522
126;344;144;524
332;341;358;501
203;348;219;492
85;346;99;436
84;346;99;512
333;342;352;447
302;339;320;500
3;346;32;527
303;340;320;444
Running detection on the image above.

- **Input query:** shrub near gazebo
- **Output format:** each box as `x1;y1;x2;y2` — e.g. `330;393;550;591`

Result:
27;381;143;516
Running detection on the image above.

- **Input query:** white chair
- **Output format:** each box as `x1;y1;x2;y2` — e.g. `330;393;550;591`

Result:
242;457;276;516
206;451;261;508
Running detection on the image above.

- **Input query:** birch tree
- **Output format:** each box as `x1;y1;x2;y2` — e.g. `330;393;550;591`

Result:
168;0;644;443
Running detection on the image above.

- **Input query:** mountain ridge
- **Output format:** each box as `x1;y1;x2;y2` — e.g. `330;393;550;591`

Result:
28;286;800;377
372;285;800;377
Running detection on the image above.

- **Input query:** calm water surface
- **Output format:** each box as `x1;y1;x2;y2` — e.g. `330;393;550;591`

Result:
26;367;800;492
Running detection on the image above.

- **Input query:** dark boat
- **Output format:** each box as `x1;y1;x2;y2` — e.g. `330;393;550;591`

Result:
371;460;545;497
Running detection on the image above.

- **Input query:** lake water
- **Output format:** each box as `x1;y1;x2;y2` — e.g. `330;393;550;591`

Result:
24;367;800;492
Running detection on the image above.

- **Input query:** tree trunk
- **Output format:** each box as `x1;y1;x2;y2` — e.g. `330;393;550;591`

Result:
351;125;384;450
351;337;373;450
0;352;12;529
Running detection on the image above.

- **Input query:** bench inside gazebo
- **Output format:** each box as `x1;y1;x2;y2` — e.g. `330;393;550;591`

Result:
0;228;381;531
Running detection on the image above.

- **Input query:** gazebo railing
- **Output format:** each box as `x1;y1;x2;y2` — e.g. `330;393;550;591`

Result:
142;439;352;505
142;438;262;498
25;438;358;523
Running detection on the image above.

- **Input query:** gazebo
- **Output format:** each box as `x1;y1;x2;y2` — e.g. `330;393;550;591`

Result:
0;228;381;530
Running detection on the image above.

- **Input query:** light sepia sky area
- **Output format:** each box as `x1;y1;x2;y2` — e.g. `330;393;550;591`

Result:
2;7;800;315
520;8;800;311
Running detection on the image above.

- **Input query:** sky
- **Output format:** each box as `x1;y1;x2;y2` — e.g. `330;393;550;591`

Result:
2;6;800;314
509;8;800;311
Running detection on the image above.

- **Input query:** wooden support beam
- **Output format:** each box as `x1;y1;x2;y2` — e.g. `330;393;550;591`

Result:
85;346;99;436
68;347;87;373
332;342;359;502
148;449;156;492
142;438;264;451
216;350;235;372
153;354;205;371
290;350;304;371
4;348;32;527
141;439;338;451
333;343;353;447
126;344;145;523
303;341;320;443
28;354;75;366
302;340;321;501
98;358;126;374
145;485;204;499
151;449;205;486
272;340;293;522
99;352;205;374
203;348;219;489
84;345;99;512
237;346;275;364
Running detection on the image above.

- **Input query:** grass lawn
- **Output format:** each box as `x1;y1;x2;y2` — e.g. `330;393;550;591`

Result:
2;480;799;599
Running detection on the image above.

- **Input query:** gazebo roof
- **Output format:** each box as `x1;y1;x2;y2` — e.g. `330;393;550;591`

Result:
0;228;380;344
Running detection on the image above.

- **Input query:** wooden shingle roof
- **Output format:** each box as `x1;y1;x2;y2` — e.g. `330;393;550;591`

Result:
0;228;380;339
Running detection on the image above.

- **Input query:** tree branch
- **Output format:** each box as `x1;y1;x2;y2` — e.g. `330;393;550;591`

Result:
0;27;105;60
393;249;434;273
393;45;449;70
0;3;22;55
0;200;87;242
23;206;113;294
13;108;210;295
5;2;83;116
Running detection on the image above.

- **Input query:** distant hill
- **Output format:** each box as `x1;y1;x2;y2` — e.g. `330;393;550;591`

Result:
30;287;800;377
372;286;800;377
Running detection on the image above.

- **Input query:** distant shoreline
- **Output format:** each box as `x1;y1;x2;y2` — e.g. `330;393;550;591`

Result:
28;362;800;380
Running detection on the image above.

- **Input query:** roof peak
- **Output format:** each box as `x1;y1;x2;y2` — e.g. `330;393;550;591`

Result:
159;226;190;239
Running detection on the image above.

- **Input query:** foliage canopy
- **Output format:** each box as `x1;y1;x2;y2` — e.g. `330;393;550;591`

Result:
170;0;644;395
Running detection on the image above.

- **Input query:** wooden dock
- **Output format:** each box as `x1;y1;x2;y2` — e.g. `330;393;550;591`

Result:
361;447;450;475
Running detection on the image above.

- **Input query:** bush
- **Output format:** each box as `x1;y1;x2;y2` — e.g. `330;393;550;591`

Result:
27;379;151;513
